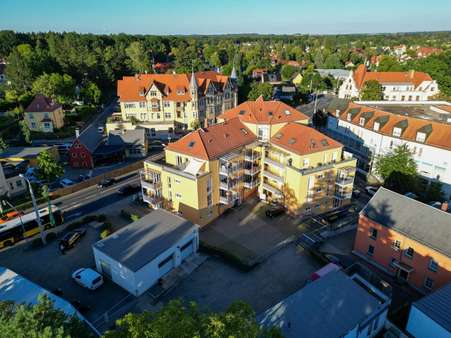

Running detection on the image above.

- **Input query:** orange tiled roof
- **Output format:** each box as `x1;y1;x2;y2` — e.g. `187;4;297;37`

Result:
118;71;230;102
337;102;451;151
353;64;433;89
218;97;309;125
271;123;342;155
416;47;442;57
165;117;257;160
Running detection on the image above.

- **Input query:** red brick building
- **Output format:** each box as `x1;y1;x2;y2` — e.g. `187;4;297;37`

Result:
354;188;451;293
68;125;103;169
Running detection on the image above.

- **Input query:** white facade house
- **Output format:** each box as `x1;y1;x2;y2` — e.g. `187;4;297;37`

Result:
326;102;451;197
93;209;199;296
406;283;451;338
258;269;391;338
338;65;439;101
0;164;27;198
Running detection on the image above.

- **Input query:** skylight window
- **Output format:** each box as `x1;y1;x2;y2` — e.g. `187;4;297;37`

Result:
321;139;329;146
268;111;273;116
239;110;246;115
284;110;291;115
288;138;296;145
188;141;196;148
240;128;248;135
274;132;283;139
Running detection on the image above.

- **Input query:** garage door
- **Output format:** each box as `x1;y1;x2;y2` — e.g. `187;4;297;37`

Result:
158;254;175;277
181;240;193;260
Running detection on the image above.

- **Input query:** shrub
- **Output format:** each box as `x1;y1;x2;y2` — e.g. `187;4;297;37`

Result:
130;214;140;222
99;222;112;239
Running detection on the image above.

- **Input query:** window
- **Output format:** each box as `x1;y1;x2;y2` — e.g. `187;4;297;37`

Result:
164;101;170;108
359;117;365;126
346;113;352;121
158;254;173;268
424;277;434;290
175;179;181;184
150;128;156;136
373;122;380;131
175;193;182;199
392;240;401;250
429;259;439;272
367;245;375;256
389;258;397;268
416;132;426;143
139;101;146;108
369;227;378;240
416;96;420;101
31;122;36;128
150;91;157;97
405;247;414;259
393;127;402;137
164;112;171;119
16;180;23;187
303;158;310;168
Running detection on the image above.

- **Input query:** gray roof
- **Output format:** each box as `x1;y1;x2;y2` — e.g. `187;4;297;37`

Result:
76;124;103;152
93;209;197;272
362;187;451;257
412;283;451;333
316;68;351;80
108;129;146;146
326;98;350;114
258;270;382;338
0;146;55;159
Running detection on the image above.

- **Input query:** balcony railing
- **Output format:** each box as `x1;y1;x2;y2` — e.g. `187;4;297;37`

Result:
262;182;283;197
245;152;261;161
143;194;163;207
263;156;284;169
335;177;354;186
244;166;260;175
219;195;231;205
244;180;259;189
335;191;352;200
262;169;284;184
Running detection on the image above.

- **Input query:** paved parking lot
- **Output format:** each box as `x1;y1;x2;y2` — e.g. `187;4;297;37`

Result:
201;197;316;267
161;242;323;314
0;197;151;325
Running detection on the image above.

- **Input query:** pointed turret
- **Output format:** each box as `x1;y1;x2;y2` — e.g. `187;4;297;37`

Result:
190;69;198;90
230;65;237;81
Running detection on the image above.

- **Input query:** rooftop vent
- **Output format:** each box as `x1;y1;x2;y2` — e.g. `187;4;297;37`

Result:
239;110;246;115
288;137;296;145
321;139;329;146
285;110;291;115
268;111;273;116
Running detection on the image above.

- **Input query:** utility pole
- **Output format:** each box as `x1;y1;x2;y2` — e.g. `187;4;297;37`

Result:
1;200;27;243
20;174;46;244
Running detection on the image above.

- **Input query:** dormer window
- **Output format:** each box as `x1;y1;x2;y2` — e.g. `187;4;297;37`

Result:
150;91;157;97
393;127;402;137
359;117;365;126
176;88;185;95
373;122;380;131
416;132;426;143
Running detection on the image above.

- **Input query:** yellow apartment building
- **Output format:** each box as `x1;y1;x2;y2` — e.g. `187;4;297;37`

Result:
141;98;356;226
108;70;238;140
24;95;65;133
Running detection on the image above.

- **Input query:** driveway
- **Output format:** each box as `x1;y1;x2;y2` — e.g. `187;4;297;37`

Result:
201;197;318;268
161;243;323;314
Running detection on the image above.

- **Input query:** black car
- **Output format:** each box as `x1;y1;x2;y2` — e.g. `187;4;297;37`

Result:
118;184;140;195
265;205;286;218
97;177;116;188
59;229;86;253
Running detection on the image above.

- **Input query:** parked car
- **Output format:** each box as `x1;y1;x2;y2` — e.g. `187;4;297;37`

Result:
76;174;91;182
118;184;140;195
265;205;285;218
365;186;379;196
98;177;116;188
60;178;75;188
59;229;86;253
149;140;165;151
72;268;104;290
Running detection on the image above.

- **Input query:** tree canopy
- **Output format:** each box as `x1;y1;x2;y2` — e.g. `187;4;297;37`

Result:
36;150;64;182
103;299;281;338
361;80;383;100
247;82;273;101
0;295;94;338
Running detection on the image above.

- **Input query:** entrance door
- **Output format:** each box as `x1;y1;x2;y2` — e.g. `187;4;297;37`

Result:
397;268;409;281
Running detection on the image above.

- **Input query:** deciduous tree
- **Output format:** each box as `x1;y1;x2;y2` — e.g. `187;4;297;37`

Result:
36;150;64;182
247;82;273;101
361;80;383;100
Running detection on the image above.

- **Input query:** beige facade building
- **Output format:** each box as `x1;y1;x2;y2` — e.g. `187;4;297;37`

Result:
24;95;65;133
108;71;238;140
141;98;357;226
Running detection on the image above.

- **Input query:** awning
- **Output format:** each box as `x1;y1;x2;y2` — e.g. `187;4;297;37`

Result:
183;159;205;175
392;260;414;273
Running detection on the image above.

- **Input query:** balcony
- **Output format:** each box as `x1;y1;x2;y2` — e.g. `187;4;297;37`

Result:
143;194;163;208
140;171;162;192
244;180;259;189
244;166;260;175
219;181;230;190
263;156;284;169
219;195;231;205
335;176;354;187
245;152;261;161
335;191;352;200
262;182;283;197
262;169;284;184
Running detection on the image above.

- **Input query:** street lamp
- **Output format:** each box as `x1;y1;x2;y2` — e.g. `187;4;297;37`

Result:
19;174;46;244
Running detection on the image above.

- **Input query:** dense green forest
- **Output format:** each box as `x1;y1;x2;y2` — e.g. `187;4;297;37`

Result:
0;30;450;113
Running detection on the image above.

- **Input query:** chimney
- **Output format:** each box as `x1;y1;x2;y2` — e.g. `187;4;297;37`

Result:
441;201;449;212
203;119;209;129
75;128;80;138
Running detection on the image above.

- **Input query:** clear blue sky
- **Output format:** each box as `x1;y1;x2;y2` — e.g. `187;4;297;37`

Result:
1;0;450;35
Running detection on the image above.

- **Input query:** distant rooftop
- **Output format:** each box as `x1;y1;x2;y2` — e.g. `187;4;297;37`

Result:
0;146;55;160
357;101;451;124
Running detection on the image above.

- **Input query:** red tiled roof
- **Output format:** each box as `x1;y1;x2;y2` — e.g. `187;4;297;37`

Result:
271;123;342;155
353;64;433;89
337;102;451;151
118;71;230;102
25;95;62;113
416;47;442;57
165;117;257;160
218;97;309;125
